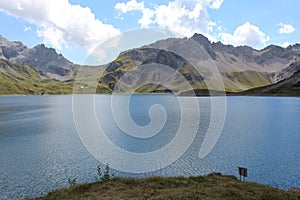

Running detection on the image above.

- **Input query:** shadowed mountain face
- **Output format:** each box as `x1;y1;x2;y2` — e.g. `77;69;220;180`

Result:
0;35;74;77
99;48;206;93
239;61;300;96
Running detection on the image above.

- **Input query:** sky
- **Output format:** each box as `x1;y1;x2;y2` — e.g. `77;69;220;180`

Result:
0;0;299;64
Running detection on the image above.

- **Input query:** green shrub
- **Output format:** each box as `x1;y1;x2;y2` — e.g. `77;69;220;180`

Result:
95;163;114;182
67;176;77;187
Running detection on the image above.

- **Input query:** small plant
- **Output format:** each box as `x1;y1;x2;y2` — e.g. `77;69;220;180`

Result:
95;163;114;182
102;163;113;182
95;165;102;182
67;176;77;187
97;165;102;178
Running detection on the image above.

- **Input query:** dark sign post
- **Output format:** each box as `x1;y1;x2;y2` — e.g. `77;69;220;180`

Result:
238;166;247;181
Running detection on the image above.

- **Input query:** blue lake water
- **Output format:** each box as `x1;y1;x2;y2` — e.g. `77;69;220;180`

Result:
0;95;299;199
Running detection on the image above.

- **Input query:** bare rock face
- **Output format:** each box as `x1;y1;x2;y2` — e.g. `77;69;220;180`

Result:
151;33;300;74
0;35;27;59
0;48;5;60
121;48;187;70
191;34;217;60
0;34;74;76
16;44;73;76
101;48;206;93
275;61;300;82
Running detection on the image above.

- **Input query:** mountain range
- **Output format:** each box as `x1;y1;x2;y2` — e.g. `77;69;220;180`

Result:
0;33;299;96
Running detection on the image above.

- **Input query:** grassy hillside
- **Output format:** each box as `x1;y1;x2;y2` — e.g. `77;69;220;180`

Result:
222;70;273;92
238;65;300;97
98;50;273;93
0;59;73;94
35;173;300;200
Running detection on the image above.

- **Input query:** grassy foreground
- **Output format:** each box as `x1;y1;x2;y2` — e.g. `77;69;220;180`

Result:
35;173;300;200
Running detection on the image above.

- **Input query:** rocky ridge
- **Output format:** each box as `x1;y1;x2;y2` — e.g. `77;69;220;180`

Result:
0;33;300;95
0;35;74;77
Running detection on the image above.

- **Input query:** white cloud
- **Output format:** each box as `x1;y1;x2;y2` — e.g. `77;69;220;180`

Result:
37;27;65;50
23;26;31;32
138;8;154;27
278;23;295;34
0;0;120;52
208;0;224;9
115;0;224;39
219;22;270;48
16;2;23;11
115;0;154;28
115;0;145;13
281;42;290;48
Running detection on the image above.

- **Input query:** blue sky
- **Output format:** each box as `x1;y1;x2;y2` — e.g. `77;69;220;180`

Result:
0;0;299;64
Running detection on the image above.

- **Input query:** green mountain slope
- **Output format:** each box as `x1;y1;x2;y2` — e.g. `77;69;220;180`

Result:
0;59;73;94
97;48;272;93
239;62;300;96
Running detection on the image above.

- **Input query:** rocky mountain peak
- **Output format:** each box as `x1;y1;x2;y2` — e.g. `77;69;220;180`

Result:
0;34;74;77
149;33;300;72
21;43;74;75
0;34;10;44
0;35;27;60
191;33;211;46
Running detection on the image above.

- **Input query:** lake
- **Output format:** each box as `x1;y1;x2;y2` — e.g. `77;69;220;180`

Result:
0;95;299;199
